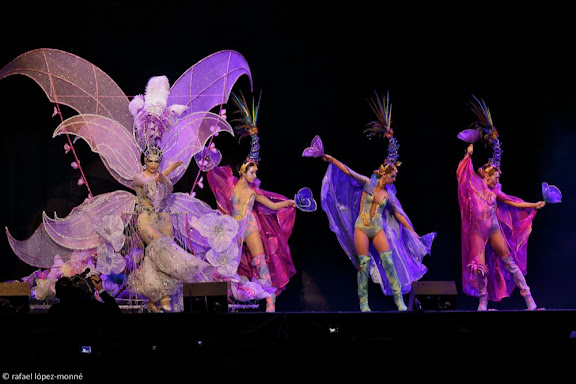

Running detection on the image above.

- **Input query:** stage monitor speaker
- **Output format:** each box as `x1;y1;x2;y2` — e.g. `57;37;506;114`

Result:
0;282;30;313
183;282;229;313
408;280;457;311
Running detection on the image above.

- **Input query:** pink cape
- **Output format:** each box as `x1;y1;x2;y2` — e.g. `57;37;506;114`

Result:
206;165;296;296
457;156;538;301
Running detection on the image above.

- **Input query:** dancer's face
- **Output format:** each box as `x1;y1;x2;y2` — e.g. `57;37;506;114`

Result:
483;171;500;189
243;165;258;183
384;170;397;185
146;157;160;174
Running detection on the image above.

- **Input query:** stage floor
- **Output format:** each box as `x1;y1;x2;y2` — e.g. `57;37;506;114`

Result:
1;309;575;382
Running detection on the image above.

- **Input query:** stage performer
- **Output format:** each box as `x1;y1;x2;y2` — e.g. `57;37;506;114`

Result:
1;49;251;314
456;96;546;311
308;92;435;312
206;92;296;312
126;76;215;313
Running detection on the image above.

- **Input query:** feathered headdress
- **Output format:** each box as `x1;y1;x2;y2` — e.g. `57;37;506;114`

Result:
231;91;261;172
129;75;188;160
364;90;401;173
465;95;502;171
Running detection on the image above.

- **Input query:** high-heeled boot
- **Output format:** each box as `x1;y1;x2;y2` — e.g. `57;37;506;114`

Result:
357;255;371;312
252;252;276;312
501;255;537;310
265;293;276;313
379;251;407;311
477;272;488;311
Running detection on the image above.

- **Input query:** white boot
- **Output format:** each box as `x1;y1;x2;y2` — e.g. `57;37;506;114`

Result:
502;255;537;310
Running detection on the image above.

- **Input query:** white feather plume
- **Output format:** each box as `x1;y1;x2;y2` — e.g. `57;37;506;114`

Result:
144;76;170;116
128;95;145;117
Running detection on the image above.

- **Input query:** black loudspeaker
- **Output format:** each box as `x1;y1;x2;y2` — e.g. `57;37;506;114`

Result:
0;282;30;313
183;282;229;313
408;281;457;311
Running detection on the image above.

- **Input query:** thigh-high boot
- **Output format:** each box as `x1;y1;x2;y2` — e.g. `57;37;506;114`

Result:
502;255;537;310
477;271;488;311
251;252;276;312
357;255;371;312
379;251;407;311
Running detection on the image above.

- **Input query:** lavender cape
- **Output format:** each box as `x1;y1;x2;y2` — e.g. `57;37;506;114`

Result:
321;163;433;295
206;165;297;296
457;156;537;301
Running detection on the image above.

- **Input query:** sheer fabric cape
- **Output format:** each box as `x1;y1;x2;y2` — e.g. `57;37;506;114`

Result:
321;163;431;295
457;156;537;301
206;165;296;295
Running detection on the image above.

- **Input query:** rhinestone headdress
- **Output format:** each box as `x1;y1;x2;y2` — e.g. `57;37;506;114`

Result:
129;75;188;161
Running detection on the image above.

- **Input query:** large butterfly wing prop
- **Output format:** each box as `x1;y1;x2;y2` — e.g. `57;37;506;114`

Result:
0;48;132;130
6;190;135;268
53;114;141;189
161;112;233;184
168;50;253;114
5;224;75;268
42;191;136;251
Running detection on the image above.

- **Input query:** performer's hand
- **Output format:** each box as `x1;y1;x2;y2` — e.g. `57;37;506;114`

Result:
167;159;183;173
286;199;296;208
156;172;167;183
322;154;333;163
534;201;546;209
466;144;473;157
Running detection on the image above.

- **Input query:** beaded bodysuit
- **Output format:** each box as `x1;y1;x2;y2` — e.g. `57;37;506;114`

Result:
232;192;259;238
355;191;388;239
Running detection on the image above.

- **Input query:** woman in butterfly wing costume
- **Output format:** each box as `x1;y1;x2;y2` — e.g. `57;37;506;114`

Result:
315;92;435;311
457;96;546;311
1;49;252;311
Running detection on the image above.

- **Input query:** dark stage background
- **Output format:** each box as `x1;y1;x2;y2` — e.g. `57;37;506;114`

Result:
1;1;575;312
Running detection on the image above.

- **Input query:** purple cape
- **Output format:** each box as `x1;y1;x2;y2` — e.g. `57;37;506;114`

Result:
321;163;433;295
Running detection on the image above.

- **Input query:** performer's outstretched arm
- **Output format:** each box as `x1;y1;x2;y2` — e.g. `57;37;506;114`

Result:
497;195;546;209
322;154;351;176
255;194;296;210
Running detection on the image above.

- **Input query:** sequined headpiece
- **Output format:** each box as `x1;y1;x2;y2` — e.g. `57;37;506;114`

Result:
129;75;188;162
145;146;163;162
364;90;401;175
231;91;261;174
468;95;502;172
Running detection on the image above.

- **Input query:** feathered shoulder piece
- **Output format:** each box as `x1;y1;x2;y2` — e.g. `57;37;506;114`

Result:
364;90;400;168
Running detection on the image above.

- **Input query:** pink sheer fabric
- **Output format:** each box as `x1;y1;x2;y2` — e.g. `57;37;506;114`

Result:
457;156;538;301
206;165;296;295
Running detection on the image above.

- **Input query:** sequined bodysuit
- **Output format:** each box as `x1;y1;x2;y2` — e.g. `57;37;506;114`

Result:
232;191;258;238
345;167;389;239
355;191;388;239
